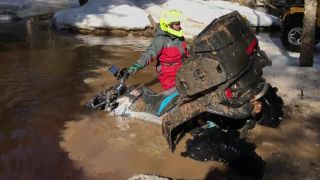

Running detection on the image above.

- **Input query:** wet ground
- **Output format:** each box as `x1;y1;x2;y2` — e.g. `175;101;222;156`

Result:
0;19;319;180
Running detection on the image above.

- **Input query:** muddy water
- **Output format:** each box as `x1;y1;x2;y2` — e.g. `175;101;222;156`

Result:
0;19;107;179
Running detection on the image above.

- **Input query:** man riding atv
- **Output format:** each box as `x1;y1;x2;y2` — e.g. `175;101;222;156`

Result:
87;11;283;177
118;9;189;90
88;11;283;152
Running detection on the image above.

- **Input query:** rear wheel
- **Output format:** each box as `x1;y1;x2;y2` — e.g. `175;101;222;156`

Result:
282;20;303;52
256;85;284;128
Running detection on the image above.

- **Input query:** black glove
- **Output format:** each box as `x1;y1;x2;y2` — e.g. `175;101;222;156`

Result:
117;68;130;81
117;63;143;81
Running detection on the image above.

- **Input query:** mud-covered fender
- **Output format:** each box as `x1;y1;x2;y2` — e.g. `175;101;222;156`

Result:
162;95;255;152
162;100;207;152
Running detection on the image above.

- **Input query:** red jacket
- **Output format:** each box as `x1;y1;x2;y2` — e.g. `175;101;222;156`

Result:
135;25;189;90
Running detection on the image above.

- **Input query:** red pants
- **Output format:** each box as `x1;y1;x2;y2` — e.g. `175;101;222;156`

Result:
158;63;182;90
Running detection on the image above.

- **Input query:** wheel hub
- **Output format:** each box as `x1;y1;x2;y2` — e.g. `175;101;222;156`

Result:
288;27;302;46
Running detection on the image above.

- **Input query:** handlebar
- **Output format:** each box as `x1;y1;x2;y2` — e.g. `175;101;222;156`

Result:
108;65;129;82
108;65;127;96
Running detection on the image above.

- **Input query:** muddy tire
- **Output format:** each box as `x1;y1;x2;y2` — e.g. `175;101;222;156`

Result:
256;85;284;128
281;20;303;52
182;127;265;178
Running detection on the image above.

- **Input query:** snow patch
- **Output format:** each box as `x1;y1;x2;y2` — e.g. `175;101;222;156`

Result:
53;0;151;30
52;0;279;39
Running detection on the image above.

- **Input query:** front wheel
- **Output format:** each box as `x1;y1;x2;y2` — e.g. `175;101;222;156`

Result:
282;20;303;52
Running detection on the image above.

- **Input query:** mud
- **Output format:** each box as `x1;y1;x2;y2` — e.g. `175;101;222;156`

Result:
69;27;155;38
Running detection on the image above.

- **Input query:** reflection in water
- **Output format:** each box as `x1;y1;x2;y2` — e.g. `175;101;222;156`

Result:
0;19;108;179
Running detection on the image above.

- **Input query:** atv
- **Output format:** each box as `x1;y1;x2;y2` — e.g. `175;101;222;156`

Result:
87;11;284;152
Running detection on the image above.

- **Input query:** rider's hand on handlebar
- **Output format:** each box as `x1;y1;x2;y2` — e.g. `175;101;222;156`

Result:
117;63;143;81
117;68;131;81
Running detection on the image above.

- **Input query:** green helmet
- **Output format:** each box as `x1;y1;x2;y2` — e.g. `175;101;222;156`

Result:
159;9;184;37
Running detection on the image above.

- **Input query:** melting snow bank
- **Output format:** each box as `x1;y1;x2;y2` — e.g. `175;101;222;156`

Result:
52;0;279;38
52;0;152;31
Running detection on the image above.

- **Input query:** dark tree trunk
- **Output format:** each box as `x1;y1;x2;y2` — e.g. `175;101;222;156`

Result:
79;0;88;6
299;0;318;67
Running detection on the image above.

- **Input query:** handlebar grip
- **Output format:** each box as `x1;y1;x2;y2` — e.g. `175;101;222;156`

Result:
117;68;130;81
